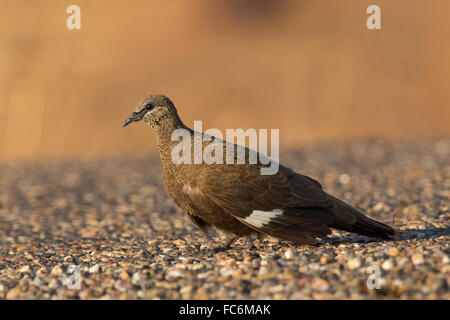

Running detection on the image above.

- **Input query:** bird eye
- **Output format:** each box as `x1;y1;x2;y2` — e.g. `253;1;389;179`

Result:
145;103;155;111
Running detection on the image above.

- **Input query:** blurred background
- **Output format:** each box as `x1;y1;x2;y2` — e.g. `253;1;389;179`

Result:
0;0;449;161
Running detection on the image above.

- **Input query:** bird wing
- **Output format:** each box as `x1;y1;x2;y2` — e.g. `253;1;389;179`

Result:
183;162;335;244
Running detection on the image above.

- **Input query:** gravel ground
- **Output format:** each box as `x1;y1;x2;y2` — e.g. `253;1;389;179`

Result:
0;138;448;299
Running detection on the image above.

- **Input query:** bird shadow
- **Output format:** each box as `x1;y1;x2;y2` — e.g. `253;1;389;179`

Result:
320;226;450;246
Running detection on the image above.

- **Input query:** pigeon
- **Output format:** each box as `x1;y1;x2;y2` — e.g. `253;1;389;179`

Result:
123;94;396;249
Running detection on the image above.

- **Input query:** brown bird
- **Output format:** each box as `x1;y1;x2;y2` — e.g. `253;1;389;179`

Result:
123;94;396;249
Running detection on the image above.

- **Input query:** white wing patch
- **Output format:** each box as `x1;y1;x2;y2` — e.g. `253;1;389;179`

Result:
243;209;284;228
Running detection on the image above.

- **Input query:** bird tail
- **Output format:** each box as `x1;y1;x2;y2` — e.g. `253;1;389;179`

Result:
327;194;397;240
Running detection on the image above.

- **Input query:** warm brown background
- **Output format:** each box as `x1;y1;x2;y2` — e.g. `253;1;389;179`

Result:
0;0;449;161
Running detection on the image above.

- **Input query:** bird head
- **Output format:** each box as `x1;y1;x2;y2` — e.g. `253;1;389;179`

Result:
123;94;179;129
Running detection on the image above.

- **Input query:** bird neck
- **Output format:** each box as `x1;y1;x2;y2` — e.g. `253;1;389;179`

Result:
153;115;190;161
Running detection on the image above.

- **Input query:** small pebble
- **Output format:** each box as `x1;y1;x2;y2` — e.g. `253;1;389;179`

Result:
166;269;183;280
51;265;63;275
284;249;297;259
388;247;399;256
382;259;394;270
348;258;361;270
19;265;31;273
412;254;424;265
89;264;100;273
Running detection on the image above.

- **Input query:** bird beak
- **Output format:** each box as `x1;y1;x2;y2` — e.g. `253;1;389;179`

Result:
123;112;142;128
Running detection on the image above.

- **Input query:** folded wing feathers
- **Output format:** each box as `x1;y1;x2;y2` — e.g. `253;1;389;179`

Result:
242;209;284;228
235;207;334;243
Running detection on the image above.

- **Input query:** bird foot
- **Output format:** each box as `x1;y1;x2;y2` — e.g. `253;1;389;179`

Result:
210;245;231;254
204;236;239;255
196;244;230;256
